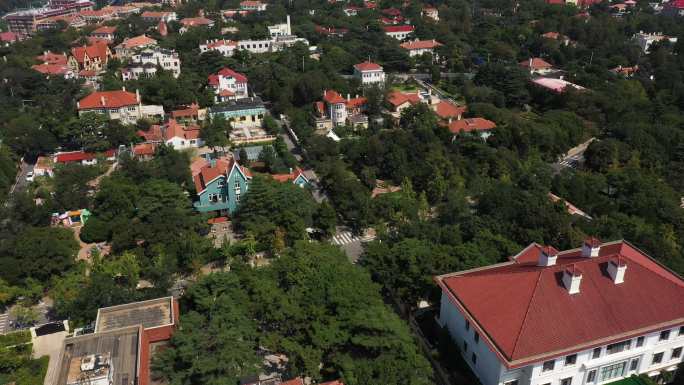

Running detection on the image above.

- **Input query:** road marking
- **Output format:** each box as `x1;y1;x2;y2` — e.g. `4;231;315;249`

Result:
332;232;360;246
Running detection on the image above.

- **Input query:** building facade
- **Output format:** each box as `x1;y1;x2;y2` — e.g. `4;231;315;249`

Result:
436;239;684;385
353;61;385;85
208;67;249;102
77;89;164;124
208;97;267;129
193;158;252;213
122;47;181;81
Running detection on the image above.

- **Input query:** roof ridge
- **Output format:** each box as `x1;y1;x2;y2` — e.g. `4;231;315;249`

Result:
509;269;544;359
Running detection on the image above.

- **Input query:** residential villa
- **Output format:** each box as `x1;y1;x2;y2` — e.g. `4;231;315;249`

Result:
199;39;238;56
192;157;252;214
271;167;310;188
122;47;181;81
400;39;442;57
54;149;116;165
179;16;214;33
68;41;112;72
353;61;385;86
137;119;203;149
208;67;249;103
32;62;75;78
519;57;554;75
115;35;158;59
448;117;496;139
383;25;415;40
208;96;267;129
53;297;179;385
435;239;684;385
90;25;116;42
77;89;164;124
315;90;368;129
36;50;68;65
140;11;177;23
171;102;206;122
633;31;678;53
240;0;267;11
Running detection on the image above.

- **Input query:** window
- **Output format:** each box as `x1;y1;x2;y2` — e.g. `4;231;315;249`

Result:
680;326;684;336
471;353;477;364
592;347;602;359
542;360;555;372
672;347;683;359
599;362;626;382
503;381;518;385
560;377;572;385
587;370;597;383
660;330;671;341
630;358;639;371
636;336;645;347
463;341;468;353
565;354;577;366
217;181;225;188
465;320;470;331
474;331;479;344
607;340;631;354
652;352;664;365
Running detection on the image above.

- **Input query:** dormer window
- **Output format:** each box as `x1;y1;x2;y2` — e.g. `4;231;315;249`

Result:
592;347;601;359
542;359;555;372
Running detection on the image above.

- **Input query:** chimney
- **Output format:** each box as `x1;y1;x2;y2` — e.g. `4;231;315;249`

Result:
538;246;558;267
122;86;126;92
135;89;141;103
582;237;601;258
287;14;291;34
100;96;106;106
562;264;582;294
607;257;627;284
347;93;350;101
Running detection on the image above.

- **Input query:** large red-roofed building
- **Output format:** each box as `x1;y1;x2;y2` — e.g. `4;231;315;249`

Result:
436;239;684;385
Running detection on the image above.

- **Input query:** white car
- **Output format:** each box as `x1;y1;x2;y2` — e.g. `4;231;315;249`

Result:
25;171;34;182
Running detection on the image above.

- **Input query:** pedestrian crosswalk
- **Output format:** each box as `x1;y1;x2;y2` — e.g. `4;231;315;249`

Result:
332;232;360;246
0;312;9;335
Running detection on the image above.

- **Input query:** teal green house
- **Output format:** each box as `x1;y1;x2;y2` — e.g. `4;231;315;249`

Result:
193;158;252;214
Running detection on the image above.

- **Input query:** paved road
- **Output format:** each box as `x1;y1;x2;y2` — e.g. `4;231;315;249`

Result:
552;138;596;174
331;227;376;264
10;159;34;196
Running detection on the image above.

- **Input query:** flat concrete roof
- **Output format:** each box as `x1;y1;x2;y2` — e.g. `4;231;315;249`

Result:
55;326;139;385
95;297;174;333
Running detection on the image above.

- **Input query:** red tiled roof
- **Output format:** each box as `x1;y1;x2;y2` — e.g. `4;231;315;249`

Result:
78;90;138;109
172;103;200;118
138;125;163;142
542;31;560;39
207;216;228;224
0;31;20;42
193;158;232;193
164;119;200;141
36;51;68;65
271;167;305;183
208;67;248;86
323;89;345;104
399;39;442;50
141;11;173;18
346;96;367;109
383;25;415;33
436;240;684;368
386;91;421;107
55;149;115;163
434;100;466;120
92;26;116;34
133;142;156;156
240;0;264;6
71;41;109;64
32;63;71;76
180;17;214;26
448;117;496;133
320;381;344;385
79;69;98;77
354;61;382;71
116;35;156;49
519;57;553;70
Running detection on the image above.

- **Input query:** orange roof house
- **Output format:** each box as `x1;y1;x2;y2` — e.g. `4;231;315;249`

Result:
68;41;112;71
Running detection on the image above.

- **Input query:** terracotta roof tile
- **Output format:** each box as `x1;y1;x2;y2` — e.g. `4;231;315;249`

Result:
448;117;496;133
399;39;442;50
437;241;684;368
78;90;138;109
